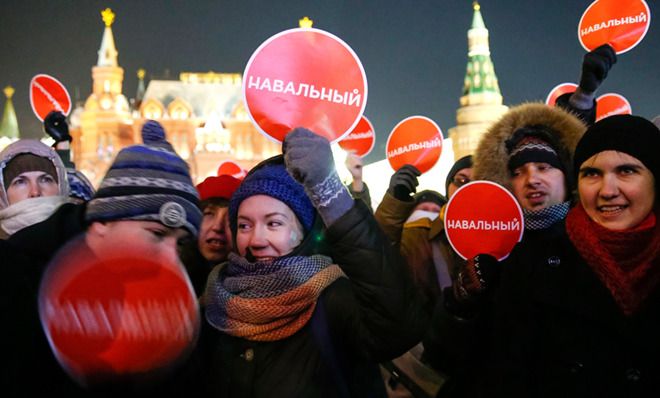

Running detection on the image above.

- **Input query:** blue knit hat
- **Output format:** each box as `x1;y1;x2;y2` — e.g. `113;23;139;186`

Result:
67;169;95;202
229;156;316;235
85;120;201;235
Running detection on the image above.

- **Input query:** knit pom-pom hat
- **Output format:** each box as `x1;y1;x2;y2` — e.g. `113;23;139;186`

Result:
85;120;201;235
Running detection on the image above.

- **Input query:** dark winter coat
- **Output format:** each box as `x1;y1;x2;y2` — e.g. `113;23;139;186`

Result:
199;200;432;397
375;192;461;306
488;220;660;397
421;102;588;396
1;203;88;395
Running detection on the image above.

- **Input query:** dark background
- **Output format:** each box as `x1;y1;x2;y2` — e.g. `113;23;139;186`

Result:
1;0;658;164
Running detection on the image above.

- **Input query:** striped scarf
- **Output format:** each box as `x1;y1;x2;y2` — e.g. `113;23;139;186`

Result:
523;201;570;231
205;252;345;341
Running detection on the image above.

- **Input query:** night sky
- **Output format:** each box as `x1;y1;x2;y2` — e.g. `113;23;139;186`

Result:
1;0;658;164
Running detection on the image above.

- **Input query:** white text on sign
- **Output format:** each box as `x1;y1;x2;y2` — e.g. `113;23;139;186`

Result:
343;131;374;140
44;298;196;341
387;138;442;158
446;219;521;231
581;13;647;36
247;76;362;107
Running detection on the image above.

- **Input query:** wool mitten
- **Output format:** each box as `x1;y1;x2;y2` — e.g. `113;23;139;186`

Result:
283;128;353;227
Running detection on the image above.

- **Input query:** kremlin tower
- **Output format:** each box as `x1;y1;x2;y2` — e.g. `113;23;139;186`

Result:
78;8;133;183
448;2;508;159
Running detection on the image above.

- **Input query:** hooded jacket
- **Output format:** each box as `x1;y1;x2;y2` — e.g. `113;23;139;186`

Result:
473;102;587;194
0;139;69;209
0;140;70;238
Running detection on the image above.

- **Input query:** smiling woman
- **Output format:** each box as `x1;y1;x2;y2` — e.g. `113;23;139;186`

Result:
0;139;69;238
200;128;430;397
236;195;305;261
578;150;655;230
573;115;658;231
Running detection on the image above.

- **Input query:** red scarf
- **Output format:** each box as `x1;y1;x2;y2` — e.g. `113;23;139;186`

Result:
566;204;660;316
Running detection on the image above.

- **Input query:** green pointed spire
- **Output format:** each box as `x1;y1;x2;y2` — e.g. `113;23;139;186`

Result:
0;86;20;139
461;2;502;99
471;2;485;29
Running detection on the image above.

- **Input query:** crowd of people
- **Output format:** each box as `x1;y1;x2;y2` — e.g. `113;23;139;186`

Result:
1;43;658;397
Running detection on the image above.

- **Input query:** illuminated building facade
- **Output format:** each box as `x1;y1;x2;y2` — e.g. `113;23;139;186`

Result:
72;8;277;185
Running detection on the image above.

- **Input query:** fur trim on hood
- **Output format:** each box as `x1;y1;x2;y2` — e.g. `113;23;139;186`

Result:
473;102;587;191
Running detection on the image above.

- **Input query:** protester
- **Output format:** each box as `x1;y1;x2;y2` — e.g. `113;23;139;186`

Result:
344;150;373;212
423;102;587;396
409;189;446;217
488;115;659;397
376;155;472;304
444;155;473;199
1;120;202;395
180;173;242;296
198;128;430;397
374;156;471;398
0;139;69;239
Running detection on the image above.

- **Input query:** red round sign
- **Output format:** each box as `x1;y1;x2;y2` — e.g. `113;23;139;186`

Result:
386;116;443;174
30;74;72;121
578;0;651;54
217;160;247;179
243;28;367;144
39;237;199;386
545;82;578;106
444;181;524;261
338;115;376;157
596;93;632;121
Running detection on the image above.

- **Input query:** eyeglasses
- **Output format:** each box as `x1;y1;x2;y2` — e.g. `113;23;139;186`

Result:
452;175;470;187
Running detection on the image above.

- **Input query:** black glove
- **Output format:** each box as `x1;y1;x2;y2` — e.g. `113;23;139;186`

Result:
44;111;72;144
453;254;500;303
387;164;421;201
579;44;617;94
